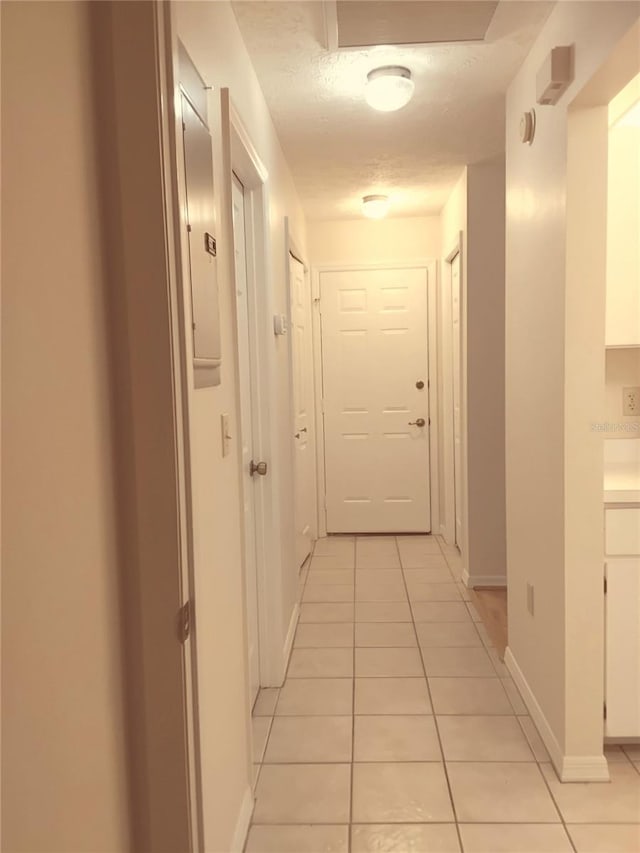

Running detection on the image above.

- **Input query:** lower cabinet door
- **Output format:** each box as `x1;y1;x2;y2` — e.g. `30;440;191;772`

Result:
605;558;640;737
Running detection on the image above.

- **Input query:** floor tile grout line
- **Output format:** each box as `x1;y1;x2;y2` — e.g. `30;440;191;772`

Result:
394;534;466;853
431;536;574;850
349;537;356;852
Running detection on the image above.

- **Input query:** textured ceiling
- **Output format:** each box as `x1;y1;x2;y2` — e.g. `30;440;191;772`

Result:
232;1;555;220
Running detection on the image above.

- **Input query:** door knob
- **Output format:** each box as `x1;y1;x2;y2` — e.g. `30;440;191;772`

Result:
416;380;425;389
408;418;426;427
250;460;268;476
295;427;308;439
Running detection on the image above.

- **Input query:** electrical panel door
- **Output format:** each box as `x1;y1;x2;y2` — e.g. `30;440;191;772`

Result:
181;92;221;387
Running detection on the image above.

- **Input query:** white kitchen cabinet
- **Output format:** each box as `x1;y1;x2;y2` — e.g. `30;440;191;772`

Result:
604;504;640;738
605;124;640;347
605;557;640;737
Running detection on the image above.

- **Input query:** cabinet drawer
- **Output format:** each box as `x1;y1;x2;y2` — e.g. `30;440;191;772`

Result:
606;508;640;555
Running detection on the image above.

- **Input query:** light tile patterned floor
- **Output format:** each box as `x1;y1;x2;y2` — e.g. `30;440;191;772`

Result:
246;535;640;853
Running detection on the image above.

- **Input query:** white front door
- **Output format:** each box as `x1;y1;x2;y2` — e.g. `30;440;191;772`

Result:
320;267;431;533
232;175;260;705
451;253;463;548
289;254;314;568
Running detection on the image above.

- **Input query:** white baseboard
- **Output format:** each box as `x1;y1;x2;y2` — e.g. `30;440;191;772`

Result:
462;569;506;588
230;785;254;853
560;755;610;782
505;646;610;783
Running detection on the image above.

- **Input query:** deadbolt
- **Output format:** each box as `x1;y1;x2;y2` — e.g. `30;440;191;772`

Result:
250;460;268;477
416;380;425;389
408;418;426;428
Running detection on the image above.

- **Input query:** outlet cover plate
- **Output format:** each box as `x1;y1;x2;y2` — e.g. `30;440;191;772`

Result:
622;386;640;417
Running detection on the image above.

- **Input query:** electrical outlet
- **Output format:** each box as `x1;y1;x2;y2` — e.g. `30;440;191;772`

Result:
526;583;535;616
622;387;640;417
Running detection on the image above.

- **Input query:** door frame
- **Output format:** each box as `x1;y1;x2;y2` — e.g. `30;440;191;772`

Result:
102;3;204;849
442;237;463;547
221;90;285;688
230;172;261;706
285;221;318;559
311;260;439;538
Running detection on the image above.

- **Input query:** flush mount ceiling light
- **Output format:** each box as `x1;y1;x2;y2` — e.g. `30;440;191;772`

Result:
365;66;414;112
362;194;390;219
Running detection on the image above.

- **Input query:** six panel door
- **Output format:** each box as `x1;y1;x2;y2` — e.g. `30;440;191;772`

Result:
320;267;431;533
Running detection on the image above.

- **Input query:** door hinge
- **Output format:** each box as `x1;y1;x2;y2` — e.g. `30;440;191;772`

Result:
603;701;607;720
177;599;192;644
187;223;192;233
604;577;608;595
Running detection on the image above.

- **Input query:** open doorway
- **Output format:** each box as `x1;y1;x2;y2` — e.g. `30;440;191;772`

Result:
564;22;640;764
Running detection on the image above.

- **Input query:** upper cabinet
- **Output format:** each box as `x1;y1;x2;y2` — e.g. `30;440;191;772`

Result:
606;89;640;348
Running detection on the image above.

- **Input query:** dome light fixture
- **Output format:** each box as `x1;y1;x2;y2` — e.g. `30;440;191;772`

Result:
365;66;414;112
362;194;390;219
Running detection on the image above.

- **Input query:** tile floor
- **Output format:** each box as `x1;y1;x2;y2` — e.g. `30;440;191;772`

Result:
246;535;640;853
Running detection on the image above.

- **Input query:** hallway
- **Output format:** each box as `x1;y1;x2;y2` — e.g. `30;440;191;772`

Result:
247;535;640;853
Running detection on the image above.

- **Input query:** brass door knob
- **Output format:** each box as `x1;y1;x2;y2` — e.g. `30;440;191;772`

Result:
250;460;268;476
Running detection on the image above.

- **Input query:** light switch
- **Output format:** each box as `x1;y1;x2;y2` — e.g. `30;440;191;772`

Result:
221;413;231;457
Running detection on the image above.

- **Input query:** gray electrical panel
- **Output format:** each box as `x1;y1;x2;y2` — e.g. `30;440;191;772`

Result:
180;45;221;388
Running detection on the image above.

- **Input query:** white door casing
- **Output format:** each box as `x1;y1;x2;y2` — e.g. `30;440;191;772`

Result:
231;175;260;706
320;267;431;534
451;253;463;548
290;254;314;568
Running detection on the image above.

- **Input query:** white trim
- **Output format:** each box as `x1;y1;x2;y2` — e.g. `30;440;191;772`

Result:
560;756;611;782
505;646;610;782
462;569;506;589
222;90;285;689
441;238;462;549
282;602;300;680
160;9;205;848
312;268;328;538
230;786;255;853
312;260;438;535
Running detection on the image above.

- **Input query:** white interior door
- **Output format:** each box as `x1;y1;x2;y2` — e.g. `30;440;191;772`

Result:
232;175;260;706
320;267;431;534
290;254;314;568
451;253;463;549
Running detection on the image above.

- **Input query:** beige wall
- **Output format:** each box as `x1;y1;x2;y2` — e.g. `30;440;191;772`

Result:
605;348;640;438
1;2;131;849
466;159;507;584
438;163;507;585
308;216;441;266
174;3;308;849
505;1;640;769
